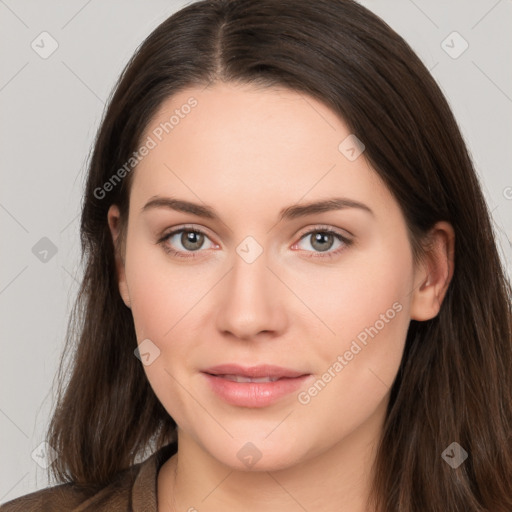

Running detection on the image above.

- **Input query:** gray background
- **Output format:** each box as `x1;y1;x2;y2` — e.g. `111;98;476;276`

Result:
1;0;511;502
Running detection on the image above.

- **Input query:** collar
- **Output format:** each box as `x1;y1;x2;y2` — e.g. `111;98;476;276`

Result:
132;442;178;511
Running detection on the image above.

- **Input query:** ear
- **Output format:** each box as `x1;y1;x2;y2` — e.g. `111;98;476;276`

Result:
410;221;455;321
107;204;131;309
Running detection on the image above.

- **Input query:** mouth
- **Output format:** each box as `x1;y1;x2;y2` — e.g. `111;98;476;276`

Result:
203;363;308;379
201;364;312;408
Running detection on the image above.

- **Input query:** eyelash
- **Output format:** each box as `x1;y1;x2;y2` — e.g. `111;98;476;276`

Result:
157;225;353;260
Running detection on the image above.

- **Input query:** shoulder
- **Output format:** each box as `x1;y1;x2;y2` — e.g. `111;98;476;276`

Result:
0;442;177;512
0;469;137;512
0;482;94;511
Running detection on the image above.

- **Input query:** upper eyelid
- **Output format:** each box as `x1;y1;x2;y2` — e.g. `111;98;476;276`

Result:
159;224;214;240
296;224;353;239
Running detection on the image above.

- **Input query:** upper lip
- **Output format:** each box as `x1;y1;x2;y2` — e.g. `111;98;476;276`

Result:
202;364;309;379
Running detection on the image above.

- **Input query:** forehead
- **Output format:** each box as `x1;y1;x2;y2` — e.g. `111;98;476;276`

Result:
130;82;394;219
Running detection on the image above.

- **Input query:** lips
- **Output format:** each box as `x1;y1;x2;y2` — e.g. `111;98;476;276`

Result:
201;364;312;408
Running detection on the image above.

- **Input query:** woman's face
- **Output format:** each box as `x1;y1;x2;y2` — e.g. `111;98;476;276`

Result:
109;82;432;471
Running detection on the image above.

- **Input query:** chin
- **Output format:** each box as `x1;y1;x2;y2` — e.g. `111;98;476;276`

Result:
202;435;309;473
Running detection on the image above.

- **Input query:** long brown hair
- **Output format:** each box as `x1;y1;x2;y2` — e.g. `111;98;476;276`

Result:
46;0;512;509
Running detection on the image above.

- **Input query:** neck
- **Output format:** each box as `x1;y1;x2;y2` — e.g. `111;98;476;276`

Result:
157;402;386;512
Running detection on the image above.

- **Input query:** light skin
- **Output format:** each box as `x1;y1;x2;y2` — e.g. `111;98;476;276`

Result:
107;82;454;512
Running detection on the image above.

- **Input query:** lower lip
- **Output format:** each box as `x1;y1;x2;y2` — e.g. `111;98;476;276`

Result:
202;373;311;408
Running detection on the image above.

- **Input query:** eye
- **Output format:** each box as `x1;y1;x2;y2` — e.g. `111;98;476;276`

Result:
157;226;216;258
157;225;353;260
292;226;353;258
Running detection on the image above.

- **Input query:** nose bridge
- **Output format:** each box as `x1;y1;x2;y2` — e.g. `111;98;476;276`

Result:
229;237;274;308
215;235;285;338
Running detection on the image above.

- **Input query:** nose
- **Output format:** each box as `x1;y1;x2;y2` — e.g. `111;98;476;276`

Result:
215;246;288;341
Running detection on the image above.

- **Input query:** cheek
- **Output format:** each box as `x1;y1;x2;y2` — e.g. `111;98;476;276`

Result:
296;237;413;362
296;243;412;434
123;234;206;340
124;245;199;426
123;238;212;422
294;305;408;457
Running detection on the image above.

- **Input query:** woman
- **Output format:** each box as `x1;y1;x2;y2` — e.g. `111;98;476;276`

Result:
2;0;511;510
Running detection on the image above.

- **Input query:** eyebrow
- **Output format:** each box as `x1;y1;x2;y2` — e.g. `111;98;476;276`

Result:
141;195;374;221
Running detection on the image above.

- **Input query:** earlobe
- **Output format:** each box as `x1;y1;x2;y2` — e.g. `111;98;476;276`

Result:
410;221;455;321
107;204;132;309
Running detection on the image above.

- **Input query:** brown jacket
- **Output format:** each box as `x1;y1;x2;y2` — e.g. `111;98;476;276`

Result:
0;443;177;511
